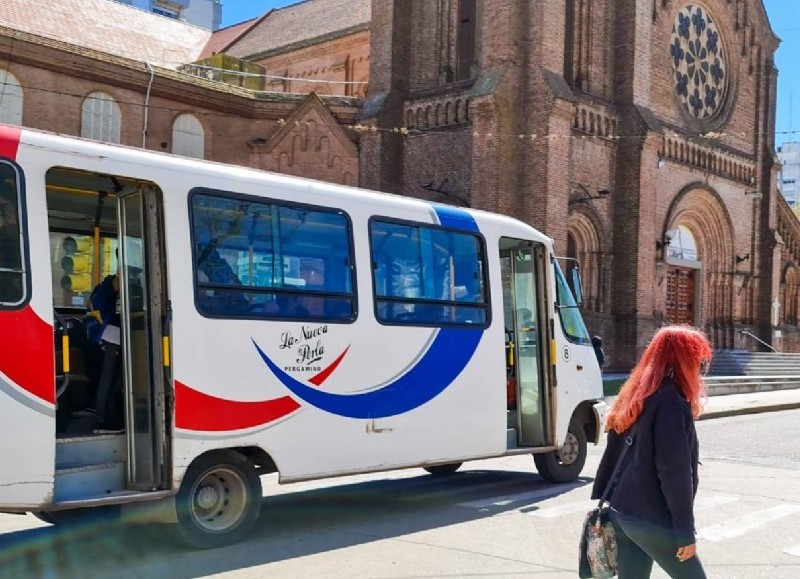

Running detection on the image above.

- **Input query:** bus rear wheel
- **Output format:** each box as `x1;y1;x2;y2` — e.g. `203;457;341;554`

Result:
424;462;462;475
175;450;262;549
534;420;587;483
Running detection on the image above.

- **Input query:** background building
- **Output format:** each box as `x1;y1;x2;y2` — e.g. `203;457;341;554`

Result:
114;0;222;30
779;142;800;207
357;0;789;368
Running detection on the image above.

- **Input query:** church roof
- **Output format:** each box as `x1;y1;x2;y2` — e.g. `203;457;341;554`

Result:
0;0;211;68
199;17;263;60
224;0;371;61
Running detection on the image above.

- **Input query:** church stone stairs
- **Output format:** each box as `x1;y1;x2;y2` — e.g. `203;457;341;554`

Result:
704;350;800;396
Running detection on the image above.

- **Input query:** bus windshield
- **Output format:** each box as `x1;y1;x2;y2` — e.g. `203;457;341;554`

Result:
553;260;590;344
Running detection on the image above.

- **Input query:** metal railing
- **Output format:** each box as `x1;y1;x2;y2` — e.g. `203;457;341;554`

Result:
740;330;777;352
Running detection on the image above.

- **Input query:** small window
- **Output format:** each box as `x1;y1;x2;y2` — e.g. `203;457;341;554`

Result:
0;162;27;307
0;70;23;126
554;260;590;344
153;7;180;19
172;114;205;159
190;190;355;321
81;92;121;144
370;219;488;326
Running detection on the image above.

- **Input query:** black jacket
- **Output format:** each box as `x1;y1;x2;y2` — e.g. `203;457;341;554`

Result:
591;377;699;545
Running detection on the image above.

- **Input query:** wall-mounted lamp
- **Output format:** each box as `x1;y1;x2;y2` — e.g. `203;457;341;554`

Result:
656;234;672;252
736;253;750;264
571;184;611;204
657;156;666;169
745;190;763;200
419;178;471;207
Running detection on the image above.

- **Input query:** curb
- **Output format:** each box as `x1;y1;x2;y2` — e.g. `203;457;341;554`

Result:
699;401;800;420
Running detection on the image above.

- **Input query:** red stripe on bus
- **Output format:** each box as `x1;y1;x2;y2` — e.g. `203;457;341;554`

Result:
0;125;21;160
175;380;300;431
308;346;350;386
0;307;55;404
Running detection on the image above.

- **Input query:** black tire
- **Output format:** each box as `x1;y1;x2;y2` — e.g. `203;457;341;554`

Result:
534;420;587;483
424;462;463;475
175;450;262;549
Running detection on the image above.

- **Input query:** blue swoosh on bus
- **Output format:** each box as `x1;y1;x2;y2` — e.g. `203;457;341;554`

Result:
252;327;483;419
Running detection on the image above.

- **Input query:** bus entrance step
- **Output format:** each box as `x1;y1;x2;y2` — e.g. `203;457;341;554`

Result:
506;428;518;448
56;434;126;470
54;461;126;503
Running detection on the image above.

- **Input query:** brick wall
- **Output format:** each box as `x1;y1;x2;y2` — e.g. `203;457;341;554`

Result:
255;31;370;98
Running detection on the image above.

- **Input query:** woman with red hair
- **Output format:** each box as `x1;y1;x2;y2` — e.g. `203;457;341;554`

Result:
591;325;712;579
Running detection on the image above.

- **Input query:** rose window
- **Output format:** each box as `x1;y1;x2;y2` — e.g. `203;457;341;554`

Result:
670;5;727;121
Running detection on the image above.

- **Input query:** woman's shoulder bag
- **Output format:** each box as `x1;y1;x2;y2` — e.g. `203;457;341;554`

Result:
578;424;637;579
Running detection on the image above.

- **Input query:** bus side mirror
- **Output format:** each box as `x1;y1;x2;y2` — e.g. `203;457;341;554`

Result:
571;268;584;306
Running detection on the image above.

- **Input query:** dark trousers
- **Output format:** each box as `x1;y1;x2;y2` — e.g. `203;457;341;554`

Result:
94;341;123;427
611;510;707;579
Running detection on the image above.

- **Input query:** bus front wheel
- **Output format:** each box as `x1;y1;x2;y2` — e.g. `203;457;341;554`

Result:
534;420;587;483
175;450;262;549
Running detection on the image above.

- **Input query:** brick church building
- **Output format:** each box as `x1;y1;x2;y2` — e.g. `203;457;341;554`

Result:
1;0;797;369
354;0;790;370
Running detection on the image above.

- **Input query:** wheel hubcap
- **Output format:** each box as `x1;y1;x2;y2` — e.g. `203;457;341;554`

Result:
190;468;249;532
196;485;219;510
556;431;579;465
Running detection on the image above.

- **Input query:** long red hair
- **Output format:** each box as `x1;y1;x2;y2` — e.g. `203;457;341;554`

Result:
606;325;712;434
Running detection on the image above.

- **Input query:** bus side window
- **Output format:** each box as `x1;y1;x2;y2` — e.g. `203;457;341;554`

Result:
370;219;488;327
0;162;25;306
190;190;356;321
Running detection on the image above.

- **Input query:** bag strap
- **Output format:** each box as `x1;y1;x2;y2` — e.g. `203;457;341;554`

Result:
597;423;638;508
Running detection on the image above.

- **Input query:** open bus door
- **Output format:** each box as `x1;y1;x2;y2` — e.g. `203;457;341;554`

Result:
41;169;170;512
117;186;170;491
500;238;549;448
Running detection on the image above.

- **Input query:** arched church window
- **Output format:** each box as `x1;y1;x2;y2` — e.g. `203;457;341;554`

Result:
563;0;590;89
457;0;477;81
0;70;23;126
666;225;699;261
81;92;121;143
172;114;205;159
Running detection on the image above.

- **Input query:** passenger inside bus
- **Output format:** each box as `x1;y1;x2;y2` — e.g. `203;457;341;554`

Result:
299;259;324;316
517;307;537;345
195;244;249;316
87;269;125;434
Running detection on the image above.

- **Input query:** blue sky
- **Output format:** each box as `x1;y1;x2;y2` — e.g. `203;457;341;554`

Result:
221;0;800;147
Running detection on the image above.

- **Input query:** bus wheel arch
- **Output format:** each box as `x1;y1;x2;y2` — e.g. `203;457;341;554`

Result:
175;449;262;549
571;402;601;444
234;445;278;475
533;416;588;483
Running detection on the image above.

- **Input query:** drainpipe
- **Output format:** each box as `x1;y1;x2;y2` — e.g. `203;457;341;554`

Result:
142;62;155;148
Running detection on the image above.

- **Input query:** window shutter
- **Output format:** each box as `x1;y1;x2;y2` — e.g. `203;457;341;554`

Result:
172;114;205;159
81;93;121;143
0;70;23;126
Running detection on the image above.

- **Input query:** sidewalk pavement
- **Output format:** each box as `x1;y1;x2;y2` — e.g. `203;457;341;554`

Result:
603;387;800;420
